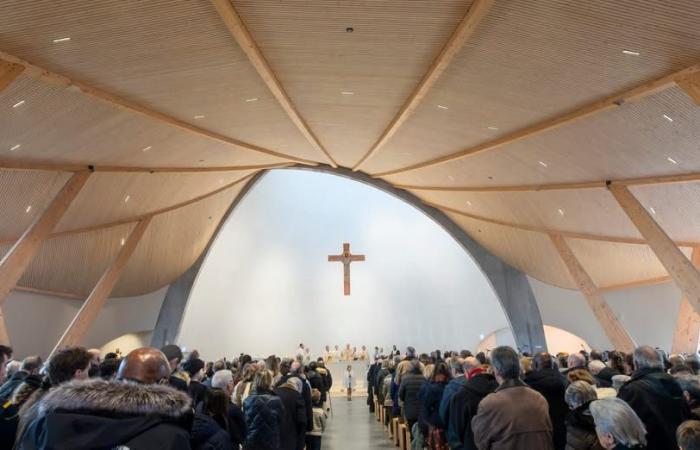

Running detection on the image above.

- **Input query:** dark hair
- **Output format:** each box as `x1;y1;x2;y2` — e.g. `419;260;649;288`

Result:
0;345;12;362
47;347;91;385
670;364;694;376
608;351;626;373
99;358;121;379
590;350;602;361
677;420;700;450
160;345;183;364
183;358;205;377
533;352;553;371
205;388;230;432
431;362;452;382
475;352;487;365
490;346;520;380
104;352;119;360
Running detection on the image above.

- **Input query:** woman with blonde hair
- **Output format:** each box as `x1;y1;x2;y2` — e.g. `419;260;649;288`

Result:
242;370;286;449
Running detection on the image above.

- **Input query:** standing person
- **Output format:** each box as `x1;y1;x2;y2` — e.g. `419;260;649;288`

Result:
525;352;568;450
184;357;208;410
305;389;327;450
160;344;188;392
564;381;603;450
211;370;246;449
243;370;286;450
589;398;647;450
472;346;554;449
447;363;498;450
315;359;332;408
0;346;12;385
419;362;451;449
275;377;306;450
344;365;355;400
399;359;426;435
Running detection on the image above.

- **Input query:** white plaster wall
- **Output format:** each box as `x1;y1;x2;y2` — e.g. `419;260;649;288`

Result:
4;287;167;358
529;276;683;352
100;330;153;356
178;170;512;360
478;325;591;355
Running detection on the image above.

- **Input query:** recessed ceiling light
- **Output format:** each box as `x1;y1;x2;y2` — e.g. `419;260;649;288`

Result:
120;237;126;246
245;97;258;102
25;205;31;213
479;333;485;340
667;156;678;165
487;126;499;131
12;100;25;108
622;50;640;56
9;144;20;151
437;105;449;110
663;114;674;123
124;195;131;203
142;146;152;152
341;91;355;96
466;200;472;206
558;208;565;216
649;206;657;215
52;37;71;43
193;115;205;119
538;161;548;168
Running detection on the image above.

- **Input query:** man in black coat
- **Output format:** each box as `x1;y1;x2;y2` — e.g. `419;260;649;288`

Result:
275;378;307;450
276;360;313;432
367;360;379;412
0;356;42;403
447;368;498;450
617;345;691;450
524;352;568;450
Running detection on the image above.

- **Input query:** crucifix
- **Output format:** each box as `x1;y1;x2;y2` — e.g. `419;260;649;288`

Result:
328;243;365;296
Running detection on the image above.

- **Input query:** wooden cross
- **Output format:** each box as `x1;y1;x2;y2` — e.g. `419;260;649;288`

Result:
328;243;365;296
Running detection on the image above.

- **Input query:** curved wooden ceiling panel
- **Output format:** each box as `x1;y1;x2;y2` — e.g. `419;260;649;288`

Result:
0;0;320;162
365;0;700;174
630;182;700;243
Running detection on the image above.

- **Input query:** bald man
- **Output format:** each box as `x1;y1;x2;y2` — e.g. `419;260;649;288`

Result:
18;347;193;449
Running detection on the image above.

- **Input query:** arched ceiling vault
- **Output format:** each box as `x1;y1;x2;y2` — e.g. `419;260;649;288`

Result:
0;0;699;299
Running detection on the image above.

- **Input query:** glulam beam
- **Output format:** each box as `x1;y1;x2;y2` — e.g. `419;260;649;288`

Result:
677;72;700;105
550;233;635;352
49;217;151;357
210;0;338;167
609;184;700;315
0;159;292;174
352;0;495;171
0;59;24;91
671;248;700;354
0;309;9;345
0;172;91;308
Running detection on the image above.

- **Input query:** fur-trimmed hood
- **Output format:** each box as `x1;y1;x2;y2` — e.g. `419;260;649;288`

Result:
38;378;192;418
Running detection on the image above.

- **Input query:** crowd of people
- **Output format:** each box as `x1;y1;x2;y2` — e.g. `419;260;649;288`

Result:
2;342;700;449
366;345;700;450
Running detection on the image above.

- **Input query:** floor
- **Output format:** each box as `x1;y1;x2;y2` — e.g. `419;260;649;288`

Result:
323;396;397;449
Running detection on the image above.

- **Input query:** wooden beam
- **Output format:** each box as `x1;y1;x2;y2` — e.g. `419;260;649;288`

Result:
0;308;9;345
210;0;338;168
12;285;84;300
672;248;700;354
0;59;24;92
600;275;672;293
352;0;494;171
677;72;700;106
549;233;636;352
49;217;151;357
609;184;700;315
0;172;90;308
373;63;700;177
0;53;317;166
423;199;700;247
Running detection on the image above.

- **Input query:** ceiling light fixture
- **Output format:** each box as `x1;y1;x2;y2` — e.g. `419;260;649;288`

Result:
193;115;205;119
245;97;258;102
649;207;657;215
538;161;548;168
466;200;472;206
120;237;126;246
667;156;678;164
622;50;640;56
487;126;499;131
124;195;131;203
25;205;31;213
9;144;20;151
663;114;674;122
341;91;354;96
142;146;152;152
437;105;449;110
558;208;565;216
12;100;25;108
52;37;71;43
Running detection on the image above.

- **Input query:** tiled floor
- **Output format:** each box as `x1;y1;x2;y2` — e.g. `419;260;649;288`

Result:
323;396;397;449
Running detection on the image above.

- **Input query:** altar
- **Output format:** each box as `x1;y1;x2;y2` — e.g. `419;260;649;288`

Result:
326;359;371;396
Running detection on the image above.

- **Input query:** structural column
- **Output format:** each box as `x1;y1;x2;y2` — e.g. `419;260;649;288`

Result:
49;217;151;358
608;184;700;315
550;233;636;352
671;248;700;354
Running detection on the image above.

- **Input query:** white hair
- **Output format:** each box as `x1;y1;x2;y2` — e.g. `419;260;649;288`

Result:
568;353;585;369
588;359;606;375
590;397;646;447
565;381;597;409
211;369;233;390
633;346;663;370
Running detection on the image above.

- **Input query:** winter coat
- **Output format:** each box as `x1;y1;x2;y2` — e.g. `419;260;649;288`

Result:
382;374;394;407
316;367;332;402
390;374;401;417
447;373;498;450
307;406;327;436
243;389;286;450
439;375;468;426
399;372;425;422
16;378;193;450
525;368;568;450
617;367;690;450
418;380;447;428
191;413;234;450
306;370;324;399
276;374;313;432
472;379;554;450
0;370;28;402
565;402;604;450
274;385;307;450
595;367;619;388
375;368;389;403
396;358;423;386
189;380;209;410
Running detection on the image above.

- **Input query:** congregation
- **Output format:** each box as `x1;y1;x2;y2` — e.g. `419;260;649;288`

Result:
1;343;700;449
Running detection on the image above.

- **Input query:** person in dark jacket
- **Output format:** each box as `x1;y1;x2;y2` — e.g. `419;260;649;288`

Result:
315;359;332;405
526;352;569;450
589;397;647;449
162;344;189;392
184;358;208;410
0;356;41;403
305;362;324;403
447;365;498;450
617;345;690;450
399;359;425;433
564;381;604;450
440;356;479;442
16;347;193;450
418;362;451;448
210;370;246;448
589;360;619;389
243;369;286;450
275;377;307;450
276;360;312;432
367;359;379;412
375;359;391;405
191;412;234;450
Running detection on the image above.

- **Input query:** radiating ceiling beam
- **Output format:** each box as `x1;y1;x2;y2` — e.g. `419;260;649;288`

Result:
608;184;700;315
49;217;151;357
677;72;700;105
0;309;9;345
352;0;494;171
373;63;700;178
0;53;317;165
0;59;24;92
424;199;700;247
210;0;338;168
0;172;90;308
599;275;671;293
671;247;700;354
13;285;84;300
550;233;636;352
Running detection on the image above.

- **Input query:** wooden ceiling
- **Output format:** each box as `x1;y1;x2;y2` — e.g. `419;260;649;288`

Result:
1;0;700;297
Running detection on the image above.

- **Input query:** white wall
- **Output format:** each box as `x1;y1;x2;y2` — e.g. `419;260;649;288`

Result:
4;287;167;359
478;325;591;355
178;169;513;360
530;276;683;352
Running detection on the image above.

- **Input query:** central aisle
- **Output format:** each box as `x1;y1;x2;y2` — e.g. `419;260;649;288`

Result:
323;397;397;449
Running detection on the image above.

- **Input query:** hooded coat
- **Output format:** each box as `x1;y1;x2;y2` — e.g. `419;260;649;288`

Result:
190;413;234;450
274;384;307;450
399;372;425;422
525;368;568;450
447;373;498;450
16;378;193;450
